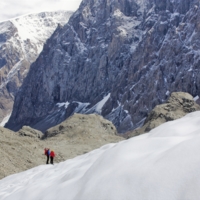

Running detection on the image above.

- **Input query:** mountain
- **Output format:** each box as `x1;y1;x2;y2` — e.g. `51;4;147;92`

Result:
0;113;123;179
6;0;200;133
0;11;73;124
1;111;200;200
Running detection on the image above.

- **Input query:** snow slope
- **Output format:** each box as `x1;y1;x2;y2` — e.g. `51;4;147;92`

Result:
1;10;73;87
1;111;200;200
11;11;72;53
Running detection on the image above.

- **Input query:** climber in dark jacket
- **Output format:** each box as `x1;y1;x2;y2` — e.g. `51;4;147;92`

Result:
44;148;50;164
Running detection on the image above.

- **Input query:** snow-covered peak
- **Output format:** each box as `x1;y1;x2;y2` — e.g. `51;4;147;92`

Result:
0;10;73;125
0;21;12;35
10;11;73;52
1;111;200;199
0;10;73;64
0;10;73;88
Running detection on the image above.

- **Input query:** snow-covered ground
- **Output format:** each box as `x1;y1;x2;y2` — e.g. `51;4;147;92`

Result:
1;111;200;200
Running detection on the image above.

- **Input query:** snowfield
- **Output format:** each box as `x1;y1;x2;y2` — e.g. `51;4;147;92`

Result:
1;111;200;200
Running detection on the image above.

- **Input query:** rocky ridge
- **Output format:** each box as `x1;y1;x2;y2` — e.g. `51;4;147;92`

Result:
127;92;200;138
44;113;117;138
0;11;73;124
0;113;123;179
6;0;200;133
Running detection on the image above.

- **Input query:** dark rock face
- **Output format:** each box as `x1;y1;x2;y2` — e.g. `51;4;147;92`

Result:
0;11;73;124
127;92;200;138
6;0;200;133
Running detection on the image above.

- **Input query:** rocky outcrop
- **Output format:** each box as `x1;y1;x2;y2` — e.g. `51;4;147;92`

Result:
0;114;123;179
44;113;117;138
6;0;200;133
18;126;43;138
0;11;73;123
127;92;200;138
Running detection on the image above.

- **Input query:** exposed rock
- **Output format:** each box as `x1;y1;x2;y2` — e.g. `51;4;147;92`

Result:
0;11;73;124
6;0;200;133
44;113;118;138
127;92;200;138
18;126;43;138
0;114;123;180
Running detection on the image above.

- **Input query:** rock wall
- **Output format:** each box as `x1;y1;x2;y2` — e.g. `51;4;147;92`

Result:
6;0;200;133
0;11;73;123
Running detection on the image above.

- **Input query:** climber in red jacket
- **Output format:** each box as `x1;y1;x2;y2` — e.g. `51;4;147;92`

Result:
50;150;55;164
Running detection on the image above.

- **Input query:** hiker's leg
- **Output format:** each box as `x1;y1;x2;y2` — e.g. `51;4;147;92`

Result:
50;156;53;164
46;155;49;164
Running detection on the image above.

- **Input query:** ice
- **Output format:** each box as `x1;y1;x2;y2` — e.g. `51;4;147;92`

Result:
194;95;199;102
56;102;70;109
0;113;11;127
86;93;110;114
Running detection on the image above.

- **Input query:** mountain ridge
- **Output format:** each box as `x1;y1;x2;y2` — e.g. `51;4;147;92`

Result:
0;10;73;124
6;0;200;133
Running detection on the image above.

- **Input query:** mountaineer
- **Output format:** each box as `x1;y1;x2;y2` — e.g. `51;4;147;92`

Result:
50;150;55;164
44;148;50;164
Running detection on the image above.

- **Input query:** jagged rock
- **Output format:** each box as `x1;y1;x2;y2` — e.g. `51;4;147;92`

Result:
0;11;73;124
6;0;200;133
127;92;200;138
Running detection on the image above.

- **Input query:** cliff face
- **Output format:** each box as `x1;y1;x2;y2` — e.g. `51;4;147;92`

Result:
0;11;73;124
6;0;200;133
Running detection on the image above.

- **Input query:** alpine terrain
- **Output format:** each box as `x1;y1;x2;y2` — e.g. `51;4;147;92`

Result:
2;111;200;200
127;92;200;138
6;0;200;133
0;11;73;124
0;113;122;179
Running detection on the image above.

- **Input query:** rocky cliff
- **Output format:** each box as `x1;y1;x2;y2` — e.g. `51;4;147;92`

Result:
6;0;200;133
0;11;73;124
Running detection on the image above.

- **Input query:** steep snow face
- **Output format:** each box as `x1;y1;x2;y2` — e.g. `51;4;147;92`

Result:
11;11;73;56
0;11;73;123
6;0;200;133
0;11;73;88
86;93;111;114
1;111;200;200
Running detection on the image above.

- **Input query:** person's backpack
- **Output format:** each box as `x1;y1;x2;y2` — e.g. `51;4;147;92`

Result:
50;151;55;157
